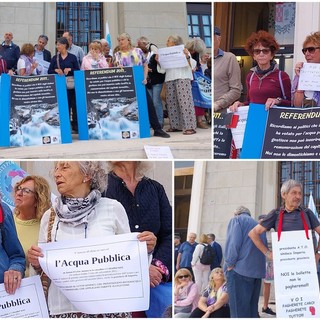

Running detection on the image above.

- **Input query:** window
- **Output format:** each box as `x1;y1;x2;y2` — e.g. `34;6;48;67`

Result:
56;2;103;53
278;162;320;215
187;3;212;48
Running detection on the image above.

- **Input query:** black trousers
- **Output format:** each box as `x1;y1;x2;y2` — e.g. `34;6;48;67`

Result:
145;88;161;131
189;305;230;318
67;88;77;130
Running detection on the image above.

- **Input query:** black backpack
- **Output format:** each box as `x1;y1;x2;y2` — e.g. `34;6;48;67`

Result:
200;244;215;265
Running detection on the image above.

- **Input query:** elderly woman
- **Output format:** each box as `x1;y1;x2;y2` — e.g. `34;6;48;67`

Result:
230;30;291;112
17;43;39;76
157;35;197;135
28;161;156;318
81;41;109;70
189;268;230;318
174;268;198;318
48;37;80;133
292;31;320;107
0;199;25;295
13;175;51;277
103;161;172;317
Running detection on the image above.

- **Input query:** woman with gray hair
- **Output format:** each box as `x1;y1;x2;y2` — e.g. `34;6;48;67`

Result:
157;35;197;135
27;161;156;317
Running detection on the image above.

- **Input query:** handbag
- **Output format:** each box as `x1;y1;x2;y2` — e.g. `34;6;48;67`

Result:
56;54;75;90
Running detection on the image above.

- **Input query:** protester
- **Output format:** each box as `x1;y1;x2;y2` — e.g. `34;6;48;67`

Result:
176;232;197;278
229;30;291;112
27;161;156;317
34;34;52;62
157;35;197;135
81;41;108;70
62;31;85;66
214;26;241;112
191;233;211;294
48;37;80;133
189;267;230;318
174;268;199;318
292;31;320;107
13;175;51;277
114;32;170;138
0;199;25;295
0;31;20;74
224;206;267;318
249;179;320;262
17;43;39;76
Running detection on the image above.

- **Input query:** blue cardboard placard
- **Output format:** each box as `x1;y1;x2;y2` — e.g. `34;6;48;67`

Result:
240;103;268;159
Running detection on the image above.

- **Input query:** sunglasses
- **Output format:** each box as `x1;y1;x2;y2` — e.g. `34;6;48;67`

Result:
178;275;189;279
15;185;35;195
253;48;271;55
302;47;320;54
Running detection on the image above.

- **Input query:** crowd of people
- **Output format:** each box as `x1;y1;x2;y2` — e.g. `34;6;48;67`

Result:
174;179;320;318
0;161;172;318
0;31;211;137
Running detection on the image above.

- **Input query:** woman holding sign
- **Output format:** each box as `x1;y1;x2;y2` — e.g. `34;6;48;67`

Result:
292;31;320;107
27;161;156;318
229;30;291;112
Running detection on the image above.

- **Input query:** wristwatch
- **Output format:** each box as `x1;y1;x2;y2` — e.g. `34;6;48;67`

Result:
317;250;320;254
276;97;282;103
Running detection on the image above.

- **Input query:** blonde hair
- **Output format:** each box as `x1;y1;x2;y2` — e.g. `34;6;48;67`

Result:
199;233;209;244
89;42;102;51
14;175;51;220
174;268;192;286
117;32;133;49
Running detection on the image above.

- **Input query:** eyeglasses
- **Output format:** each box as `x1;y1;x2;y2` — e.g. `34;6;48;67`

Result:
253;48;271;55
302;47;320;54
15;185;35;195
178;275;189;279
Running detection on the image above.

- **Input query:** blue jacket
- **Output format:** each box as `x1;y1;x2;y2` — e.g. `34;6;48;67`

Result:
211;241;223;269
0;42;20;70
224;213;267;279
0;202;25;283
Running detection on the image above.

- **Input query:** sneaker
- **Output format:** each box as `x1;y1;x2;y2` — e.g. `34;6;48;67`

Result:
262;307;276;316
154;129;170;138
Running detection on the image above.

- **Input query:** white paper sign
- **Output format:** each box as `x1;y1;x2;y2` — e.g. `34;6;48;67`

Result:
144;145;174;159
0;275;49;318
272;230;320;318
39;233;149;314
298;63;320;91
229;105;249;149
158;45;188;69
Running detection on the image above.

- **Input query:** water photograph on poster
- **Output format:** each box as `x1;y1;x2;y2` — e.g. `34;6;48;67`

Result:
9;75;61;147
84;67;139;140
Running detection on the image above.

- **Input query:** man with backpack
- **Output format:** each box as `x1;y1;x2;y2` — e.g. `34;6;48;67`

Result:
0;200;25;294
207;233;223;269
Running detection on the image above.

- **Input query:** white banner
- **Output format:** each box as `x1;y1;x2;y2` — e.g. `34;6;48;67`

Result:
272;230;320;318
0;275;49;318
230;105;249;149
158;45;188;69
298;63;320;91
39;232;150;314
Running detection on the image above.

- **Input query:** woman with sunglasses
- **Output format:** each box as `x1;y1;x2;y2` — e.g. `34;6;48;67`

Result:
189;267;230;318
13;175;51;277
174;268;199;318
230;30;291;112
292;31;320;107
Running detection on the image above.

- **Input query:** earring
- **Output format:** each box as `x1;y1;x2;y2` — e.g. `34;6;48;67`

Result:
83;180;86;183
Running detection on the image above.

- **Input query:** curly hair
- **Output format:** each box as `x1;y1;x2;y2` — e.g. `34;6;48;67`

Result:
107;161;151;179
20;43;35;57
303;31;320;47
54;161;107;192
244;30;279;57
14;175;51;220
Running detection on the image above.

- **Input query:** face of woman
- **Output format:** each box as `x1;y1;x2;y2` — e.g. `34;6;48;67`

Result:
177;273;190;284
252;43;273;69
166;38;175;47
303;42;320;63
118;37;130;51
14;180;36;213
211;269;224;282
56;42;67;53
54;162;89;198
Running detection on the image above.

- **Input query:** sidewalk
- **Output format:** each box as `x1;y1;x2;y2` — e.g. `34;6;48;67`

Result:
0;120;212;159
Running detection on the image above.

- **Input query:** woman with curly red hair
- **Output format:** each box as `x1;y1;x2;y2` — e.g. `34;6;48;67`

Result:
230;30;291;112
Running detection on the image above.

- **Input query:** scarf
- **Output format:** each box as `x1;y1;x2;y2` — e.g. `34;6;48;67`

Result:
255;59;277;76
20;54;34;75
54;189;101;227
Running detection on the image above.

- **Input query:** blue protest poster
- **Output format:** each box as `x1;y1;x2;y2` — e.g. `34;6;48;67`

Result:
0;74;72;147
240;103;268;159
75;66;150;141
192;71;211;109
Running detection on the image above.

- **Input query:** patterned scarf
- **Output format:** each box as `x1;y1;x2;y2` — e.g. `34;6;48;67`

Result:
54;189;101;226
20;54;34;75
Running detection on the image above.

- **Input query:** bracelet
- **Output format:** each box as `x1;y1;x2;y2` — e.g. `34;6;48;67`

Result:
186;56;190;60
264;250;270;256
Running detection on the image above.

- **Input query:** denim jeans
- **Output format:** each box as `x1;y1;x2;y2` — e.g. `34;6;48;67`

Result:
226;269;261;318
148;83;164;127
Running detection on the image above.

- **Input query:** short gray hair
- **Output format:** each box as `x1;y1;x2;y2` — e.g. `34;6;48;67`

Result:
234;206;251;216
168;35;184;45
280;179;302;195
137;36;149;44
107;161;151;179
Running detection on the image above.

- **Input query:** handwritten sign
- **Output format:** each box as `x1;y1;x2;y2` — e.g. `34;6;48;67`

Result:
298;62;320;91
272;230;320;318
230;105;249;149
